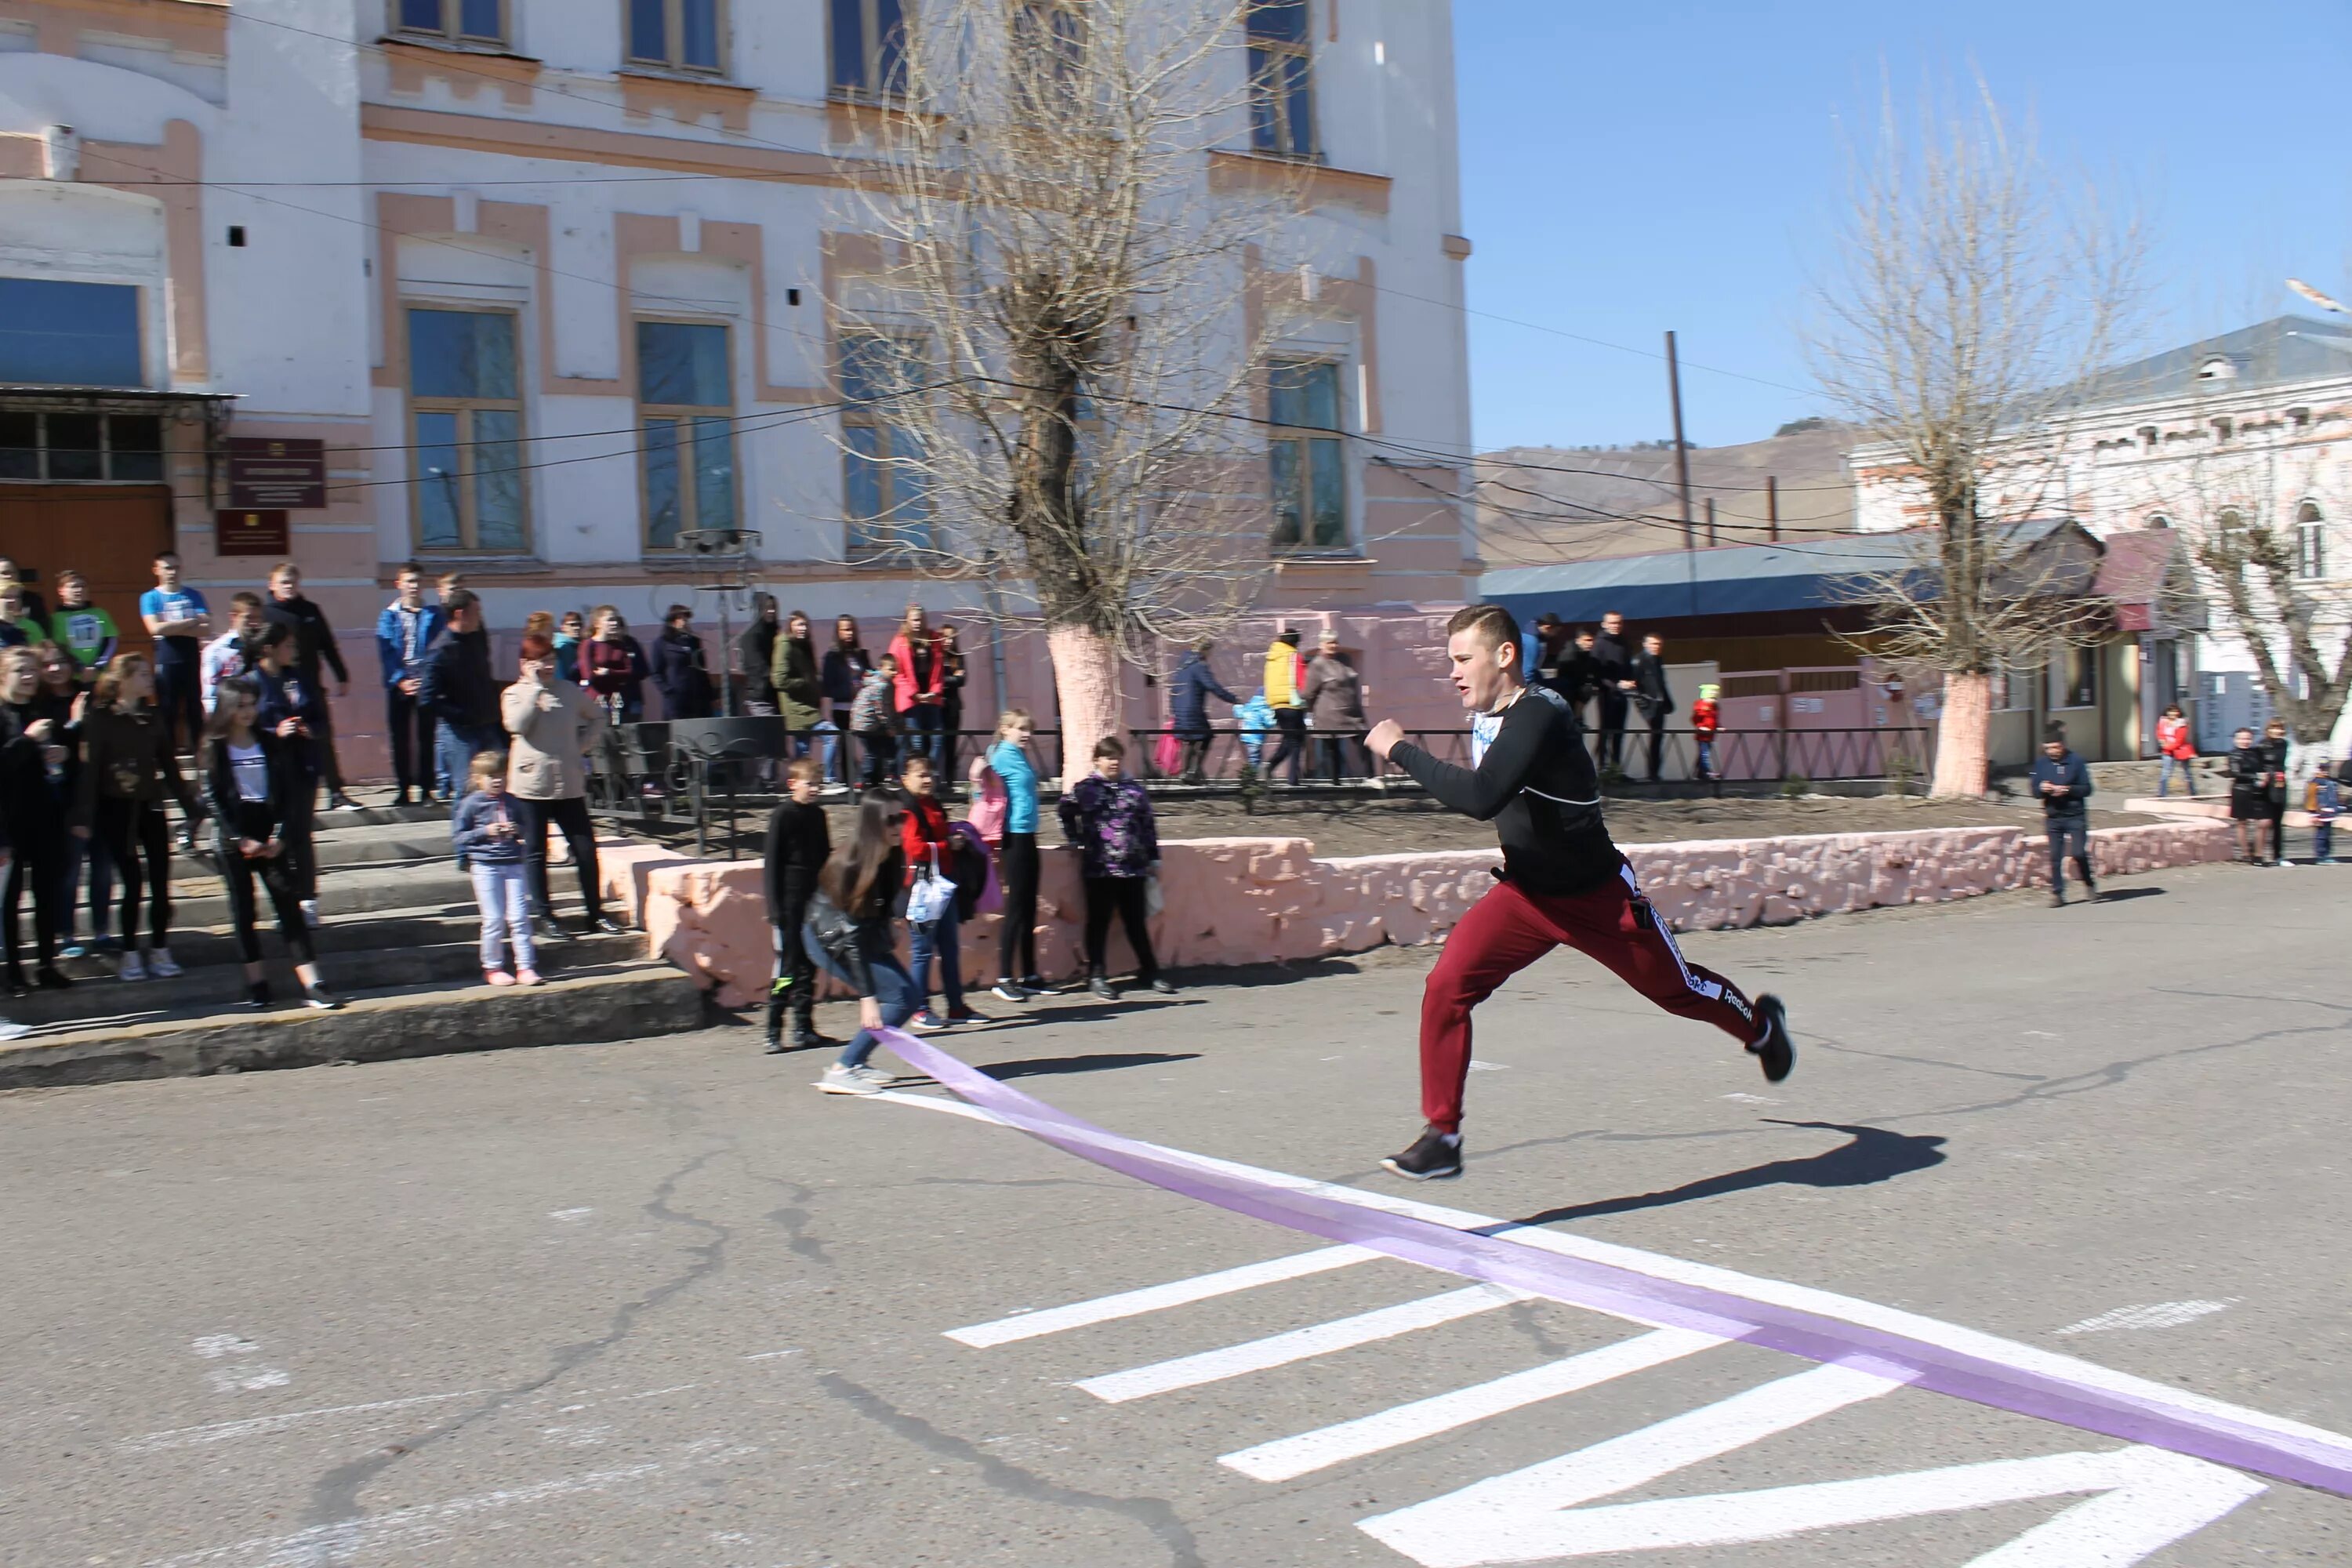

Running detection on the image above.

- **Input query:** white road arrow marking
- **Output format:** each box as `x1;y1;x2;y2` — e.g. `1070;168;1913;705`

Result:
1362;1361;1908;1567
1365;1443;2261;1566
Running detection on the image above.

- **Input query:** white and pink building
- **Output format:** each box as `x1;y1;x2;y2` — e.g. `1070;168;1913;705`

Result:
0;0;1479;774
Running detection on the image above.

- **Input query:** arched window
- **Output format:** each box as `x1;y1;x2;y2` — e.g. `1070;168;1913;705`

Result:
2142;513;2171;531
2296;500;2328;580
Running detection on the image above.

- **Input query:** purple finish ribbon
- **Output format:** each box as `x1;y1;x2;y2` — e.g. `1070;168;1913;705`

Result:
876;1026;2352;1499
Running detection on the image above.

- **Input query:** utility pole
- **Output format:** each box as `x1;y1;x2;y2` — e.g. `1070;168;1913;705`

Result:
1704;495;1717;546
1665;329;1696;550
1766;474;1780;542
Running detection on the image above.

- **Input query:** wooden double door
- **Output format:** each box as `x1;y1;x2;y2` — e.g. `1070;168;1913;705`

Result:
0;484;174;655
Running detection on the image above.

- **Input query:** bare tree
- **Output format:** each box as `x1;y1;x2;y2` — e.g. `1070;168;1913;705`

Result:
1811;82;2143;796
829;0;1319;780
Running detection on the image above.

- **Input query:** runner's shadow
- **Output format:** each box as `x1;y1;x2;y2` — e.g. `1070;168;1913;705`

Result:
2090;887;2165;903
1510;1121;1948;1227
897;1051;1203;1083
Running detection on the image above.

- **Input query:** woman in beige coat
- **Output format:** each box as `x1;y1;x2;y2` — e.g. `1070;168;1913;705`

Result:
503;631;626;941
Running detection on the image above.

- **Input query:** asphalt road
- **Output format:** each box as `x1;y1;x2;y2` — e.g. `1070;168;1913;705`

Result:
5;858;2350;1567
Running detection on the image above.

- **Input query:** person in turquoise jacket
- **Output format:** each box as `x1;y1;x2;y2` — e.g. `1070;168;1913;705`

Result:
985;709;1045;1000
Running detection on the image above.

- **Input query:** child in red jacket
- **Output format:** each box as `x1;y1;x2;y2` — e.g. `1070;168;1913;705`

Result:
2155;702;2197;798
1690;683;1721;780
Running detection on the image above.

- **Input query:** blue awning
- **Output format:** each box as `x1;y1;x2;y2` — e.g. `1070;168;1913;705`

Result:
1481;522;2071;624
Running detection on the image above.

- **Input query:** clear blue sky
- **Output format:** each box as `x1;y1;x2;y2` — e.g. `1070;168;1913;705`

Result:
1451;2;2352;452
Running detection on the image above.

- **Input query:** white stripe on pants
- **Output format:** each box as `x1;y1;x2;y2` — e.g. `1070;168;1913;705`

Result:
472;861;535;972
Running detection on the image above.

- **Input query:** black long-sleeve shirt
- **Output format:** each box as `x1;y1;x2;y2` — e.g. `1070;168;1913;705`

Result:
1588;633;1632;697
763;797;831;924
2027;750;2093;818
1628;651;1675;718
1388;683;1621;896
263;593;350;684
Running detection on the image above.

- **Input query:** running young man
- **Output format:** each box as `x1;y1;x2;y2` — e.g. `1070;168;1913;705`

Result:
1365;604;1791;1180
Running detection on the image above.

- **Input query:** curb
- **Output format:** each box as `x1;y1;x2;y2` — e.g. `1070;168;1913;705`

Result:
0;966;707;1091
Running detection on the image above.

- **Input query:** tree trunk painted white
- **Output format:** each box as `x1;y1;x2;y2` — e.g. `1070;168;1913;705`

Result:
1930;669;1992;798
1049;623;1123;790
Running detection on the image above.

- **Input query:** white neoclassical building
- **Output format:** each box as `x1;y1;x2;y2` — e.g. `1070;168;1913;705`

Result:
0;0;1479;773
1853;316;2352;764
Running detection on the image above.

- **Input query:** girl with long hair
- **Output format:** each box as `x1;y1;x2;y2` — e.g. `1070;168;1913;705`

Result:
821;614;873;784
896;752;977;1028
201;677;339;1009
73;652;196;980
580;604;648;723
984;709;1046;1000
801;793;918;1094
887;604;946;768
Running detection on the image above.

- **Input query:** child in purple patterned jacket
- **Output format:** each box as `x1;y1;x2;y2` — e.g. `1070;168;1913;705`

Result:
1058;735;1172;1000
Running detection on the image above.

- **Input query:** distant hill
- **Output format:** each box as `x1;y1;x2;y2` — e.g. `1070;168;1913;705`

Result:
1474;424;1857;568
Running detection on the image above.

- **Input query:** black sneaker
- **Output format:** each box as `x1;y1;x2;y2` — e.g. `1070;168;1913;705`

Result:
303;982;344;1012
590;915;630;937
763;1034;786;1055
1149;978;1178;995
245;981;274;1011
1089;977;1117;1001
532;916;571;946
1381;1128;1463;1181
1747;993;1794;1083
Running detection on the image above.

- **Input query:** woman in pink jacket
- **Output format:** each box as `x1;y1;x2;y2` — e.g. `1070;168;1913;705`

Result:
887;604;948;769
2155;702;2197;799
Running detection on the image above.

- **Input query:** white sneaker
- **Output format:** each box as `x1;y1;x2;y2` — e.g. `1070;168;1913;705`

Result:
300;899;321;927
0;1019;28;1041
147;949;183;978
815;1062;892;1096
118;951;147;982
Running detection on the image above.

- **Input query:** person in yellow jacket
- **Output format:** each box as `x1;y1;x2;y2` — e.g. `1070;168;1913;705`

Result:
1261;627;1307;786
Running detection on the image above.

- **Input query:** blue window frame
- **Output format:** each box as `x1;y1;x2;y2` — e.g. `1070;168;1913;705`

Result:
0;279;143;388
637;319;735;550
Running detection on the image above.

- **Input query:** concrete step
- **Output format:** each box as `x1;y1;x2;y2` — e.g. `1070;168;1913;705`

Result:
0;963;709;1089
60;901;613;967
13;926;646;1025
165;862;481;926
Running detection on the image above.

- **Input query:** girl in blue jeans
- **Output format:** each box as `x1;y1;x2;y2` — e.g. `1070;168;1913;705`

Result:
804;794;920;1094
896;753;978;1028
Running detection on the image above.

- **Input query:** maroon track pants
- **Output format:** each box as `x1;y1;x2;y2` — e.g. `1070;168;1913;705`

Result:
1419;865;1759;1132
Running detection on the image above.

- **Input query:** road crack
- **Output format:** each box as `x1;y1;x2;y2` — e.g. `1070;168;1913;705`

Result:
815;1371;1203;1568
300;1145;733;1560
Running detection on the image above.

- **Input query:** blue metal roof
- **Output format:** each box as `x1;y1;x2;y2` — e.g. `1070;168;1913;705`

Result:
1481;521;2072;623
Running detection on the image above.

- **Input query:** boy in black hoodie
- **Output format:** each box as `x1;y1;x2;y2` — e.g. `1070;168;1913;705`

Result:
2028;724;2096;906
762;756;833;1052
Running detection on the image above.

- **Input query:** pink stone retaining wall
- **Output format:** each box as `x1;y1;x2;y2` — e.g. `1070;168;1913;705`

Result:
637;818;2233;1009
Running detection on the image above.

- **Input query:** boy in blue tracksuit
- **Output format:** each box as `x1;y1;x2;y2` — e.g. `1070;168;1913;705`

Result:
2028;724;2096;906
376;565;445;807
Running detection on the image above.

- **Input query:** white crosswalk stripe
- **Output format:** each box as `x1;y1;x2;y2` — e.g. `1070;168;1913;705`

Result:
1221;1325;1725;1481
945;1243;1374;1348
898;1094;2301;1564
1076;1282;1534;1403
